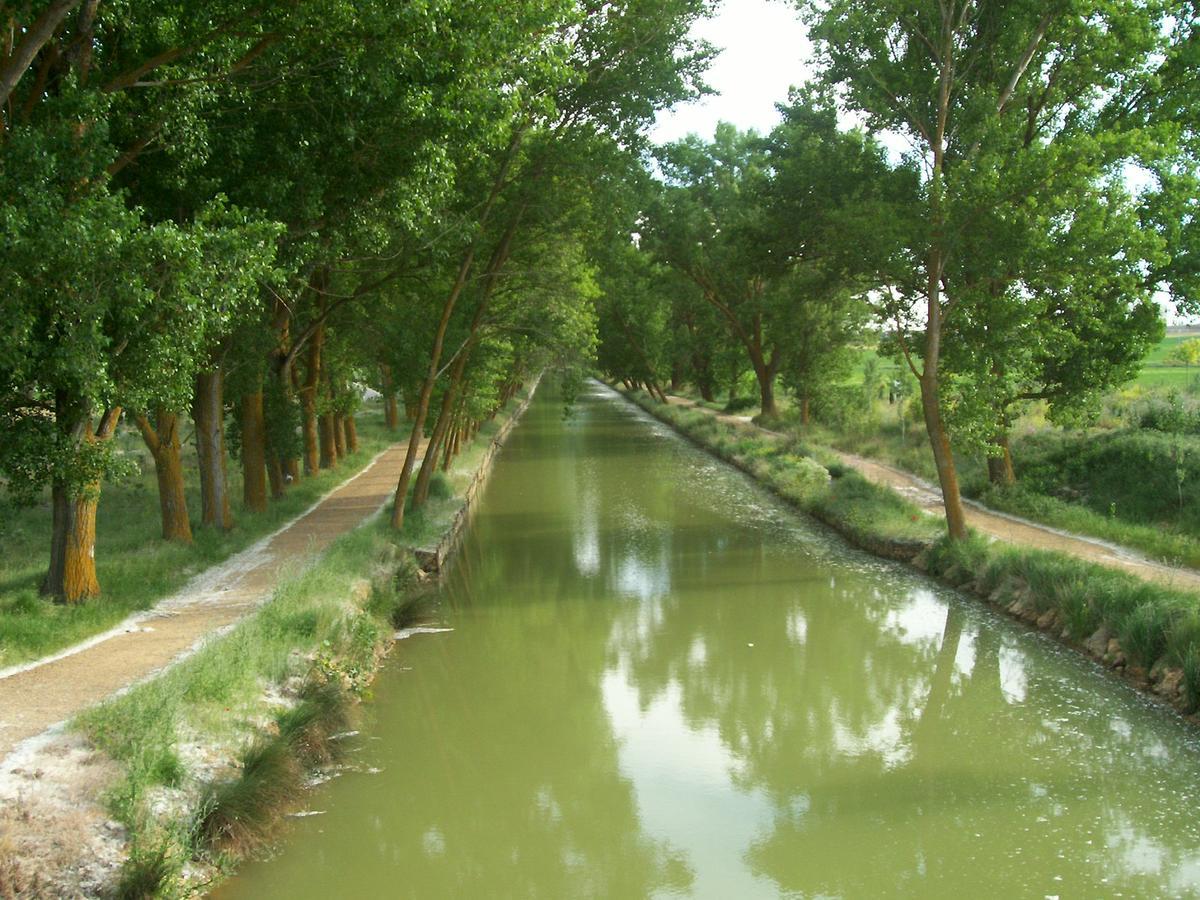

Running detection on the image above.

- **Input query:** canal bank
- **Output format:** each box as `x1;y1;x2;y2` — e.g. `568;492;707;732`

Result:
0;382;538;898
216;381;1200;899
613;383;1200;724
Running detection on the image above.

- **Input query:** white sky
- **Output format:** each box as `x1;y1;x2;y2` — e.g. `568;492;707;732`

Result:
650;0;813;145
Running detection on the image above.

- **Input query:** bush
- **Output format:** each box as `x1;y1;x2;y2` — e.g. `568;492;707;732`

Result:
1013;428;1200;532
723;396;758;414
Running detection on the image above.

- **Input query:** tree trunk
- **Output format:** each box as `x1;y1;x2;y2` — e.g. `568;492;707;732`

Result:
44;483;101;603
136;409;193;543
266;439;286;500
42;404;120;603
415;389;459;507
920;373;968;540
318;409;337;469
800;395;811;426
300;324;322;475
333;411;347;459
241;388;269;513
193;369;232;531
756;368;778;418
698;380;715;403
344;415;358;454
441;423;456;471
987;431;1016;487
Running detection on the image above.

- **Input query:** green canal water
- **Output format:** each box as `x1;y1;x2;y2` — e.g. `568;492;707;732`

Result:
218;382;1200;898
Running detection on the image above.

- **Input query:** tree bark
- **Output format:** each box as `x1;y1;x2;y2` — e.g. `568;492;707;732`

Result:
265;438;286;500
318;408;337;468
987;431;1017;487
756;368;778;418
136;409;193;543
333;410;347;459
344;414;358;453
415;388;459;507
300;323;323;476
920;369;968;540
42;403;120;603
241;388;268;513
193;369;232;531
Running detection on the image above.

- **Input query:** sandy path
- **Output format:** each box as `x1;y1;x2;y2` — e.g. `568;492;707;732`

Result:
0;440;419;763
661;394;1200;594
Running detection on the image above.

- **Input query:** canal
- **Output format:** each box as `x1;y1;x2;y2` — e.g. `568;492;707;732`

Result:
219;381;1200;898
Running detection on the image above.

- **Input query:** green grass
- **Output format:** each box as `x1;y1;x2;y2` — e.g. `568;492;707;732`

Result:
0;400;403;668
74;386;532;894
622;387;942;550
980;484;1200;570
925;533;1200;711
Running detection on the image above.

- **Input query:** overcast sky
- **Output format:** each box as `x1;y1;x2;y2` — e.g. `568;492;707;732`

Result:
650;0;813;146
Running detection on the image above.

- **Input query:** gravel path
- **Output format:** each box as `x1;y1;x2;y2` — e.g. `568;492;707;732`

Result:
0;441;417;764
661;394;1200;594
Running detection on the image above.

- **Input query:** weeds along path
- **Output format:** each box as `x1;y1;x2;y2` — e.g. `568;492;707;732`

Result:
661;394;1200;594
0;440;421;763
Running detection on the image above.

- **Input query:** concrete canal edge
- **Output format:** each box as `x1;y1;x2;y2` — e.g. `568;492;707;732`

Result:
607;380;1200;727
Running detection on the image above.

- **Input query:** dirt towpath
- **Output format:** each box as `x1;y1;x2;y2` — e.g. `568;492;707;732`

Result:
0;440;419;764
661;394;1200;594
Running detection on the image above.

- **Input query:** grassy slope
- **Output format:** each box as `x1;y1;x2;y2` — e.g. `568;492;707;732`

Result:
685;331;1200;570
75;388;531;892
0;401;402;668
626;384;1200;713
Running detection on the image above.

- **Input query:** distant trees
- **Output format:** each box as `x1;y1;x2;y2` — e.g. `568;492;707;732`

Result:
1169;340;1200;369
629;96;903;418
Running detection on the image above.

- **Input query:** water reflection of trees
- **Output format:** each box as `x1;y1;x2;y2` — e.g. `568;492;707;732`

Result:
243;388;1200;898
608;505;1200;896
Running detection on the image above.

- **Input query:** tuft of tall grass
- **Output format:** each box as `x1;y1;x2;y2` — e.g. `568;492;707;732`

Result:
275;681;351;768
113;840;178;900
928;533;1200;681
194;738;303;856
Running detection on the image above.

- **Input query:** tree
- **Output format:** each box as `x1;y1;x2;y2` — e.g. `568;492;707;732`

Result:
388;0;714;530
1169;339;1200;369
646;98;902;418
803;0;1170;537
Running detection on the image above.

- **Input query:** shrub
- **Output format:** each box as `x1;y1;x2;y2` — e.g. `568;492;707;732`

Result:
723;396;758;414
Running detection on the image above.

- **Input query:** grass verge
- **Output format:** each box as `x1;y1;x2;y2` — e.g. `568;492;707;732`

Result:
0;401;403;668
619;383;1200;720
923;535;1200;713
70;385;535;897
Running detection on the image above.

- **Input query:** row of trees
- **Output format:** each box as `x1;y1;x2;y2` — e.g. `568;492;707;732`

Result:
0;0;714;602
596;0;1199;541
